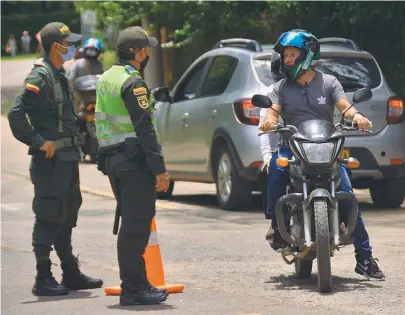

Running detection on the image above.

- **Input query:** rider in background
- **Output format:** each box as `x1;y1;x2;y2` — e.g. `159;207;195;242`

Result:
68;38;104;113
260;29;385;280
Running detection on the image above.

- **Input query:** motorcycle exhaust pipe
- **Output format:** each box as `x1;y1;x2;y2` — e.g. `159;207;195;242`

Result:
275;193;305;247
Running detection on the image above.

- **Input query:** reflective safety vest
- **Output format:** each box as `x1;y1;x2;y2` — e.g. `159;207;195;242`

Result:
95;65;154;148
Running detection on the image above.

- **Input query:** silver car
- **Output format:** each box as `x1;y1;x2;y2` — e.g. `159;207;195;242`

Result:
154;38;405;210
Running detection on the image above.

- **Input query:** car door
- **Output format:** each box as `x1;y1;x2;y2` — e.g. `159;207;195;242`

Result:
162;58;210;172
183;55;239;173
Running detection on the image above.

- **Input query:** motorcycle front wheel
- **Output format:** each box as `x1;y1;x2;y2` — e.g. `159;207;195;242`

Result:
314;200;332;293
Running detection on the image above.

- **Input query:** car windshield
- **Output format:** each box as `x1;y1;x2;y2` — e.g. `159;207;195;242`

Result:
316;57;381;92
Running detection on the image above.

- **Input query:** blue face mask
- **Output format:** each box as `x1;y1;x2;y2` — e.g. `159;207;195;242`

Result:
56;43;76;61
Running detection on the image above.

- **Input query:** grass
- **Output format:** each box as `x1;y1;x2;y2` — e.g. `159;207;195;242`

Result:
1;53;39;61
2;101;13;116
100;50;116;70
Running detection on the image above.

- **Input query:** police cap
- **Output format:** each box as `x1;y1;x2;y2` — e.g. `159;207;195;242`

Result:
40;22;82;45
117;26;158;59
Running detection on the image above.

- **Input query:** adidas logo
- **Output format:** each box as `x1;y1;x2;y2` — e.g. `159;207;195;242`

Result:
317;96;326;105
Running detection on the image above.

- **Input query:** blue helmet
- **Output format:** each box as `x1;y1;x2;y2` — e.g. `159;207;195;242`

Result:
82;38;104;59
274;29;320;80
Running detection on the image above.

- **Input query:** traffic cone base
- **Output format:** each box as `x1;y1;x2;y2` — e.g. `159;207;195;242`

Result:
104;283;184;296
105;217;184;296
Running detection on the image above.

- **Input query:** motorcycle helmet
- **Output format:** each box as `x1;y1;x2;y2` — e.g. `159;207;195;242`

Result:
274;29;320;80
82;38;104;59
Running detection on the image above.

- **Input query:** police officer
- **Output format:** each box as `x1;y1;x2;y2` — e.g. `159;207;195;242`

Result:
95;26;170;306
8;22;103;296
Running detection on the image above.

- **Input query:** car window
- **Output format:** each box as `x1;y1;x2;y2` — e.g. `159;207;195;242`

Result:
173;59;208;102
200;56;238;97
316;57;381;92
253;59;274;87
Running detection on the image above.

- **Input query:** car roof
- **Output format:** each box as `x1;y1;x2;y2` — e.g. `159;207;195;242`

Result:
205;38;374;60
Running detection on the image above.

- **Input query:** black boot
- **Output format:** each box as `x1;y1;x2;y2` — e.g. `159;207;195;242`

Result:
32;260;69;296
120;281;168;306
60;256;103;290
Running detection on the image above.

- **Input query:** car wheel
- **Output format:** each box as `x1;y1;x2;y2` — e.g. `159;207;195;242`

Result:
157;180;175;200
214;146;252;210
370;178;405;208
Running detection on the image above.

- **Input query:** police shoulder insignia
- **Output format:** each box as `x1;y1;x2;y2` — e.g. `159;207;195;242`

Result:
137;95;149;109
124;65;137;75
25;83;40;94
133;87;147;96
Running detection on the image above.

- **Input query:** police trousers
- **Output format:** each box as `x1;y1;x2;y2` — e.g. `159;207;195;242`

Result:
105;151;156;287
266;146;372;260
29;154;82;263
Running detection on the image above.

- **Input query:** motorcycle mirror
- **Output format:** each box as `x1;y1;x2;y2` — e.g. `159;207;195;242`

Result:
251;94;272;108
152;86;171;103
352;87;372;104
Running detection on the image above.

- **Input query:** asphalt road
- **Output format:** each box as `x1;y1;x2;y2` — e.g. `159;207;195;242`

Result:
2;59;405;315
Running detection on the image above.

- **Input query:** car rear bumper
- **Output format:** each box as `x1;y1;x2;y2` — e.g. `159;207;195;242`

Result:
344;123;405;186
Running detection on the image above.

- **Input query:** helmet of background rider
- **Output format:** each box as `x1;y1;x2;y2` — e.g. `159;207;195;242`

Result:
82;38;104;59
273;29;320;80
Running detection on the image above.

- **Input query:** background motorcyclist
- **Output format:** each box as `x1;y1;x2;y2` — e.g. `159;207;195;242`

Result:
68;38;105;113
260;29;385;280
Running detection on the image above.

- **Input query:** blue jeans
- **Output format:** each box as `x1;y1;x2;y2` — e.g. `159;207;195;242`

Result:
266;147;372;259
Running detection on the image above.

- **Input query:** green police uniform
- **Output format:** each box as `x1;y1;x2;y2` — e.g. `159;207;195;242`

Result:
95;25;168;306
96;62;165;280
8;22;102;296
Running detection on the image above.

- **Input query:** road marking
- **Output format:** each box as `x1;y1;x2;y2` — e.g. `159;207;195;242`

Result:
3;171;185;211
1;203;24;211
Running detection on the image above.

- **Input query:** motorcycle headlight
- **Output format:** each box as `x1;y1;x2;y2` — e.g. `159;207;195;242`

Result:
301;142;335;164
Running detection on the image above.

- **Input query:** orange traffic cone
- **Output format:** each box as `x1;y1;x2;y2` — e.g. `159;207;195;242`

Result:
104;217;184;296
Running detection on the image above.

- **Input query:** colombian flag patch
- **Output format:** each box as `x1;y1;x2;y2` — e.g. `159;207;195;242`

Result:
26;83;40;94
133;87;147;96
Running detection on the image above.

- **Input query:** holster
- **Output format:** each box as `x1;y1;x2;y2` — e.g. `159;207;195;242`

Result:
96;154;107;175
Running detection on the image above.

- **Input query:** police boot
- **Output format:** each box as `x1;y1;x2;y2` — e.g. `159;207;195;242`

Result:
120;282;169;306
32;260;69;296
60;256;103;290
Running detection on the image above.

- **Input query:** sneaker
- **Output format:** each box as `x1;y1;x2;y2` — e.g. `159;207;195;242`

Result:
269;229;290;252
355;257;386;280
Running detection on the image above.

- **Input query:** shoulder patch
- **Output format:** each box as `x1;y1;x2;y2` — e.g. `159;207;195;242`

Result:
124;65;137;75
25;83;40;94
133;87;147;96
137;95;149;109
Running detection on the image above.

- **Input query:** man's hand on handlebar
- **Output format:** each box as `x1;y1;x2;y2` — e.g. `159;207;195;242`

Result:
353;113;372;130
260;118;278;131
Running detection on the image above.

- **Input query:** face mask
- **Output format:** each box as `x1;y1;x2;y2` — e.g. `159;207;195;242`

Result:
139;55;149;71
85;48;99;59
56;43;76;61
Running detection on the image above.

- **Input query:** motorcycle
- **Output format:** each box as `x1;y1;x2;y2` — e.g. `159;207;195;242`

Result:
252;87;373;293
74;74;100;163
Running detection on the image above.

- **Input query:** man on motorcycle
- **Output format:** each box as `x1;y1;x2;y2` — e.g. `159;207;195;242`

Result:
68;38;104;113
261;29;385;280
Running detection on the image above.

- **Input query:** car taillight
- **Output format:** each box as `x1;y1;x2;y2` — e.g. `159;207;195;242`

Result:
387;97;404;124
233;98;260;125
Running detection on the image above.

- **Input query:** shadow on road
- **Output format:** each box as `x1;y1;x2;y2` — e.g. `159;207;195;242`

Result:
107;303;176;311
21;291;98;303
266;274;383;294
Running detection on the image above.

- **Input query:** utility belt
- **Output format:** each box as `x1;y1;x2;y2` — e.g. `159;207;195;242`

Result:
54;135;80;150
97;138;144;175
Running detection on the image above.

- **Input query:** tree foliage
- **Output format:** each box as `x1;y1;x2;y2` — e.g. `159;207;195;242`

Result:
75;1;405;96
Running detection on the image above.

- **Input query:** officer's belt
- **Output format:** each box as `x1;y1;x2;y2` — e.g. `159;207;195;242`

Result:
54;135;79;150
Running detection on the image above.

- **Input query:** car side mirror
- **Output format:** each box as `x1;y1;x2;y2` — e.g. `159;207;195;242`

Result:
352;87;372;104
251;94;272;108
152;86;171;103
